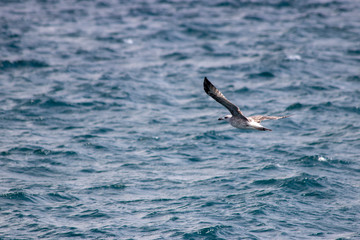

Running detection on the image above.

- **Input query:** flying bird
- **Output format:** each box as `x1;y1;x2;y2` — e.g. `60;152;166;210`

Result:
203;77;289;131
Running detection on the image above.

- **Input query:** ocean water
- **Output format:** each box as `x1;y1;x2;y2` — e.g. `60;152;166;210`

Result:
1;0;360;239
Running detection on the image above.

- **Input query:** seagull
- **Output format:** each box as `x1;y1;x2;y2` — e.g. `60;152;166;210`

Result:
203;77;289;131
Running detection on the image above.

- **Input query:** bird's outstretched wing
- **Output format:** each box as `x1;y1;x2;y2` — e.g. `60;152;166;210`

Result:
248;115;290;123
203;77;248;121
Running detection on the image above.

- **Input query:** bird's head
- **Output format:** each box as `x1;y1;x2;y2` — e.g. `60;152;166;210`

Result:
218;115;232;121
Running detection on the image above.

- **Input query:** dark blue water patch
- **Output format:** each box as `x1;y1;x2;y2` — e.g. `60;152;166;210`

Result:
286;101;360;116
40;98;74;108
145;29;184;42
120;163;141;170
285;102;306;111
285;175;327;191
162;52;189;61
255;190;275;198
309;102;360;115
347;48;360;55
0;191;34;202
85;183;126;192
0;59;49;70
3;146;77;158
90;127;114;134
33;148;60;156
259;164;280;171
82;142;108;151
54;228;86;238
46;192;79;203
233;86;251;94
63;125;84;131
183;225;232;240
28;226;57;238
128;2;169;18
193;130;234;141
346;75;360;82
180;23;219;40
89;228;116;238
27;157;65;167
187;156;204;162
301;190;335;199
75;101;115;111
9;165;59;177
308;84;339;91
0;189;37;206
73;134;97;141
75;47;118;62
249;227;276;234
252;173;326;193
142;208;173;219
247;71;275;79
0;146;35;156
72;209;109;219
243;14;265;22
79;168;99;173
12;96;76;115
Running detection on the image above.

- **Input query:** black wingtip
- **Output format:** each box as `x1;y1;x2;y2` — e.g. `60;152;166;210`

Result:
203;77;210;94
204;77;210;86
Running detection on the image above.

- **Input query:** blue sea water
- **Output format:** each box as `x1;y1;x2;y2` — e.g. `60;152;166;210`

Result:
1;0;360;239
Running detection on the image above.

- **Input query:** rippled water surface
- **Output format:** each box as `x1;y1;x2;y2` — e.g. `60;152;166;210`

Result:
1;0;360;239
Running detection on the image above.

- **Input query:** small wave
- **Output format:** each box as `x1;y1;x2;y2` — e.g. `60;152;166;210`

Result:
252;173;326;192
91;127;114;134
180;24;219;40
286;102;360;115
289;155;350;167
9;165;58;177
46;192;79;202
183;225;232;239
162;52;189;61
259;164;279;171
0;191;34;202
234;87;251;94
40;98;74;108
15;96;75;113
4;146;77;157
82;143;108;150
73;134;97;140
308;102;360;115
72;209;109;219
301;190;335;199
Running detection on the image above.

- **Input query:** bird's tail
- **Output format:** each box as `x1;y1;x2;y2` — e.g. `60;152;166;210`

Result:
256;127;272;131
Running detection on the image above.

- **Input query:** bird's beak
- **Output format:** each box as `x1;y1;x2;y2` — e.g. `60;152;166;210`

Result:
218;117;224;121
